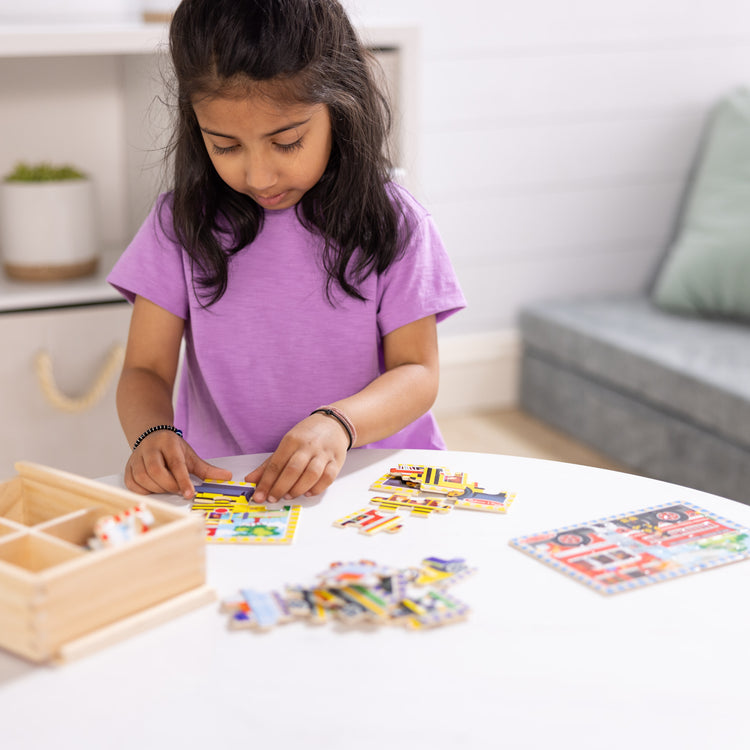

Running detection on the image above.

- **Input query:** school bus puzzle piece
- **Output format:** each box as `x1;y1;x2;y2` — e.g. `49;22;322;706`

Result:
451;484;516;513
384;465;466;496
369;494;452;517
415;466;470;496
369;473;423;497
193;478;257;501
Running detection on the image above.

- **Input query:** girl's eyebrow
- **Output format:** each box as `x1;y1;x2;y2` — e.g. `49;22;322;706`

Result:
264;118;311;137
199;118;312;140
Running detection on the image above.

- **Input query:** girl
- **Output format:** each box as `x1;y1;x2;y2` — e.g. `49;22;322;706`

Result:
108;0;465;504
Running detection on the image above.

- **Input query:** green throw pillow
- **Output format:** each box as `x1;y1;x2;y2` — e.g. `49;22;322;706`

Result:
652;87;750;320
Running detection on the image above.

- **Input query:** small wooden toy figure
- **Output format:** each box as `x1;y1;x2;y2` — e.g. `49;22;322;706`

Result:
88;503;155;549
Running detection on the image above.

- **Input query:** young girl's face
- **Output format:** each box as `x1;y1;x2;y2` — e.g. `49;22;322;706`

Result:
193;90;333;211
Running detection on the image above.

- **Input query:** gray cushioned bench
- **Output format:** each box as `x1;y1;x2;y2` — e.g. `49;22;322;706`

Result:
519;296;750;504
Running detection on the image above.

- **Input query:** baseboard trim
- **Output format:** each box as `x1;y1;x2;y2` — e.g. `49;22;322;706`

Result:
434;329;521;416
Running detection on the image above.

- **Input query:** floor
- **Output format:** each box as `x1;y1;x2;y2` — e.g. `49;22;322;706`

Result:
436;408;634;474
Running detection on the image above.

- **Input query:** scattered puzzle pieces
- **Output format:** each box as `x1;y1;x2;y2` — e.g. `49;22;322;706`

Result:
337;464;517;536
221;557;475;632
369;465;515;513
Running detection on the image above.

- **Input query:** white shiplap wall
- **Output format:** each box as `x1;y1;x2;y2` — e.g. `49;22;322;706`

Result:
345;0;750;412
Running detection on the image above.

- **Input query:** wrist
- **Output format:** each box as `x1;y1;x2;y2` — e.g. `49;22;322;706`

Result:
310;406;356;450
131;424;183;451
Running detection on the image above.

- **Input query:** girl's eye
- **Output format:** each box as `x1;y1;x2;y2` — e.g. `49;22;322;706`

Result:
275;138;304;153
211;143;240;155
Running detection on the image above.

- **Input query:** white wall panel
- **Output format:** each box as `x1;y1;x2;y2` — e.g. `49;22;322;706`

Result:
343;1;750;344
346;1;750;51
422;46;750;129
420;114;705;198
429;181;684;267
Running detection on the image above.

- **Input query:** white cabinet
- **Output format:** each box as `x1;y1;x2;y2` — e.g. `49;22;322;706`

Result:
0;302;132;480
0;22;415;479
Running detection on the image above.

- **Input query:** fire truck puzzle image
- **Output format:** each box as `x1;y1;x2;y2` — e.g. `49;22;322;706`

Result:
509;502;750;594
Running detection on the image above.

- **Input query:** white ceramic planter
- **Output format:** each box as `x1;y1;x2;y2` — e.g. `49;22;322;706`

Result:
0;179;98;281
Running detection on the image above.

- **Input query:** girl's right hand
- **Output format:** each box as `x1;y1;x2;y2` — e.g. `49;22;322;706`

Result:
123;431;232;499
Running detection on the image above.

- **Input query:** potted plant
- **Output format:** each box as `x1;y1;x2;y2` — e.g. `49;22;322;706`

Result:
0;162;98;281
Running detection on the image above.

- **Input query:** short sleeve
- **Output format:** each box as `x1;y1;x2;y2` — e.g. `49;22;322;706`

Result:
107;196;191;320
377;204;466;337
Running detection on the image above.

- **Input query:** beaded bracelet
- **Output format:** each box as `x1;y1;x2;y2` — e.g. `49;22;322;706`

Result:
132;424;183;452
310;406;356;451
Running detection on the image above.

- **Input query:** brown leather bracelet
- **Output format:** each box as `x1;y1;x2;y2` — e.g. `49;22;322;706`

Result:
310;406;356;450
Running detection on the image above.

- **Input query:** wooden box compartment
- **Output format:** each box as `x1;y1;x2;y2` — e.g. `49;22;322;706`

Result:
0;462;212;663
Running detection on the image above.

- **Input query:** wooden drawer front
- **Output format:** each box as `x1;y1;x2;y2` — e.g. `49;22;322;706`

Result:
0;303;131;480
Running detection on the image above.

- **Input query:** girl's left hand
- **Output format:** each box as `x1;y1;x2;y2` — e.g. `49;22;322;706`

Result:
244;412;350;502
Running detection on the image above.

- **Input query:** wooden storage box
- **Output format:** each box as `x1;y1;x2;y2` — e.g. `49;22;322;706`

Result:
0;462;213;663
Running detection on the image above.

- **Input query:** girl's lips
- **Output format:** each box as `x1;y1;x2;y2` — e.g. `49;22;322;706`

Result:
255;191;288;208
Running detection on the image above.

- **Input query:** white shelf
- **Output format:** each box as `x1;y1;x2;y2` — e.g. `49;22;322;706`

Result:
0;23;417;312
0;22;169;57
0;246;124;312
0;22;411;58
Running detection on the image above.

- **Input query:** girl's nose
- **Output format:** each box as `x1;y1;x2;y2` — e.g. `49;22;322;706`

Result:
244;152;277;193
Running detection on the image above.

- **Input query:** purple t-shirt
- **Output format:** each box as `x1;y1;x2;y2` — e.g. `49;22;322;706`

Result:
108;185;466;459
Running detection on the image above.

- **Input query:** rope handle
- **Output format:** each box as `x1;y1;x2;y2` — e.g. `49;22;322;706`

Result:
34;343;125;414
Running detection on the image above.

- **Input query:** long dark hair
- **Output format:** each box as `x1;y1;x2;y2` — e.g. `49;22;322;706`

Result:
166;0;408;305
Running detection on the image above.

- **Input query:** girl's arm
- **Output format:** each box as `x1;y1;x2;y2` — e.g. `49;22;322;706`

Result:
246;314;440;502
117;295;231;498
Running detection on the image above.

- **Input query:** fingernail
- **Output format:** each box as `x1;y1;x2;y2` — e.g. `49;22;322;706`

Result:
254;492;265;503
267;496;277;504
283;494;292;501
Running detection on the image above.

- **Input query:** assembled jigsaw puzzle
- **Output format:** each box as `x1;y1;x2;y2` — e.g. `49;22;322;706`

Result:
191;479;301;544
221;556;476;631
510;501;750;595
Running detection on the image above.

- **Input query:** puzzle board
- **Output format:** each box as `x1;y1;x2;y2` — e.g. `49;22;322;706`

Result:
510;502;750;595
191;480;300;544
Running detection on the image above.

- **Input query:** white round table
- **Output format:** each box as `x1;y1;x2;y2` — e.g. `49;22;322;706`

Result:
3;448;750;749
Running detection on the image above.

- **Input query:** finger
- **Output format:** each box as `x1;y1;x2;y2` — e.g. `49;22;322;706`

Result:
281;456;331;499
264;453;326;502
167;456;199;500
252;454;298;503
148;440;202;500
124;463;152;495
301;459;341;498
189;457;233;489
198;461;233;482
244;460;267;485
136;453;184;496
127;456;178;495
